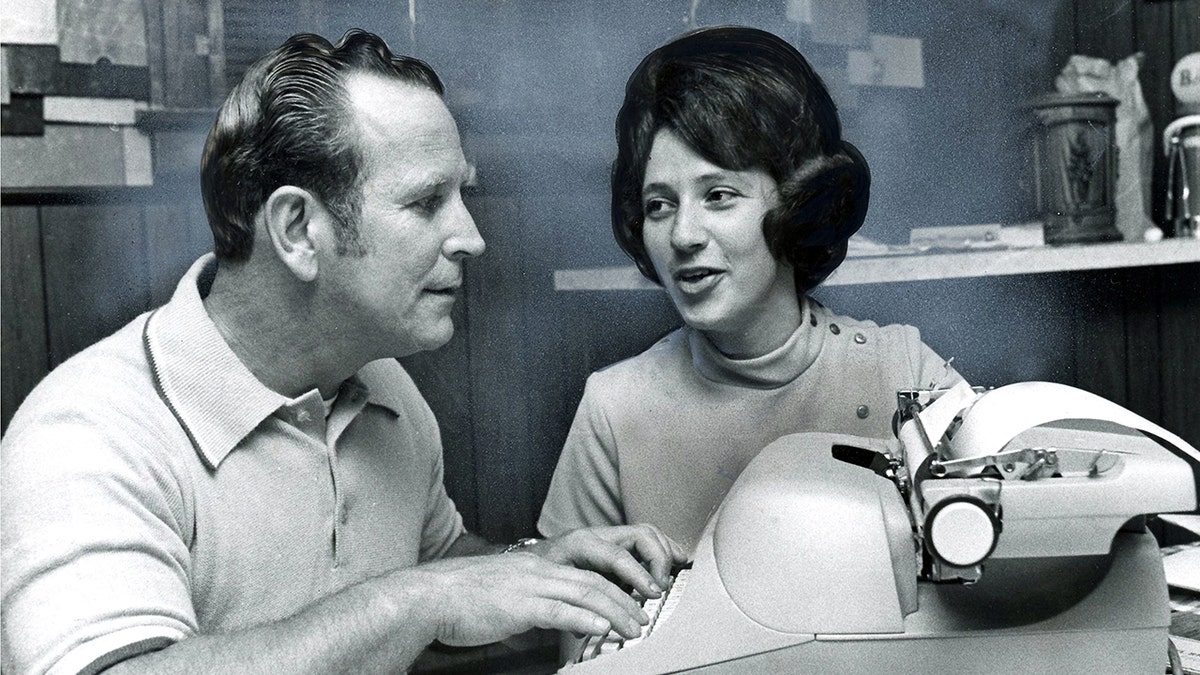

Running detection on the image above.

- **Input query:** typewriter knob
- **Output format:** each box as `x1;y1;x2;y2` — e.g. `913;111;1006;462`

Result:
924;497;1000;567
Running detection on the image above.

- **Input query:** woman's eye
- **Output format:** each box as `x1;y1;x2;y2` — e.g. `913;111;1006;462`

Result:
643;198;675;219
705;188;738;206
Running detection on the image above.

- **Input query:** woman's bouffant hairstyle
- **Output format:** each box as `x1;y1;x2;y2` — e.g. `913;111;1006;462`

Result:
612;26;870;293
201;29;443;261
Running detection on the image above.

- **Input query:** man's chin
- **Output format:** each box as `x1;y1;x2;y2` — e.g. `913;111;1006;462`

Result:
395;324;455;358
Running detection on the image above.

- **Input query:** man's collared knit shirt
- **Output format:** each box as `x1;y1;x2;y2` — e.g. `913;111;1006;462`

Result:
2;255;465;675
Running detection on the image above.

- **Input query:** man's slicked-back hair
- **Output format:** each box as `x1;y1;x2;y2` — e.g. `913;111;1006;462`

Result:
612;26;870;293
201;29;444;261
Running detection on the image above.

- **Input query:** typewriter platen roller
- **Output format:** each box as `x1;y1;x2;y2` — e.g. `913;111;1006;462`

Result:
563;381;1200;674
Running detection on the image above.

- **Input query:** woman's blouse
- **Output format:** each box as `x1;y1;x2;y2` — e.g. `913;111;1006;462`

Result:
538;298;962;551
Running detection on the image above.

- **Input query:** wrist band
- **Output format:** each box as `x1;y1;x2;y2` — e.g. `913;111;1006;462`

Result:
503;537;542;554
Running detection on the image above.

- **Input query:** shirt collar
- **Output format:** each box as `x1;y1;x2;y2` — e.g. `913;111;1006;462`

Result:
143;255;289;469
144;256;413;468
351;359;412;417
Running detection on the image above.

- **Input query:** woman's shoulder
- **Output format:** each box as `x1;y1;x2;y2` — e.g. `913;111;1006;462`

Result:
809;298;955;385
587;326;692;390
809;298;923;345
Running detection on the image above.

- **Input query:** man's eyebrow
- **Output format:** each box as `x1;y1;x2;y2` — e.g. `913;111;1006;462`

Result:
395;171;458;198
406;175;450;194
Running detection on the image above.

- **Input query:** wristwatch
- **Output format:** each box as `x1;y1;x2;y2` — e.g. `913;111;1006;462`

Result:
503;537;542;554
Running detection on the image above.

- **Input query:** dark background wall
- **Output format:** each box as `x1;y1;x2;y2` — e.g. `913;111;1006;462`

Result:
3;0;1198;547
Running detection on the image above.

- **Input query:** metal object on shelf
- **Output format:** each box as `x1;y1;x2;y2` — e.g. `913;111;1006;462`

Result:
1165;115;1200;239
1031;92;1122;245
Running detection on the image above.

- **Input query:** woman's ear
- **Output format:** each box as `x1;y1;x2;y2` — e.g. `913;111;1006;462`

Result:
262;186;322;282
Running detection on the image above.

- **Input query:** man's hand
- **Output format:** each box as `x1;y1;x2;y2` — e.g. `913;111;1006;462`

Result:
530;524;689;601
407;551;650;648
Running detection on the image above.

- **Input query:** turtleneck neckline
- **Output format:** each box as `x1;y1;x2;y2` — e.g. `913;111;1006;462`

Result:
688;297;827;389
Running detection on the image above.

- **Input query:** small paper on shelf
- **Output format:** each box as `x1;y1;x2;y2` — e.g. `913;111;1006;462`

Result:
909;222;1045;250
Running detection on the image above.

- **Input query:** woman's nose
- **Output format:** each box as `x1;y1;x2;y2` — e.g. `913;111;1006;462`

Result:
669;205;708;252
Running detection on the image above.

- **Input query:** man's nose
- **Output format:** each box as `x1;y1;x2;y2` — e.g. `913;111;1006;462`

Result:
669;204;708;253
445;200;485;260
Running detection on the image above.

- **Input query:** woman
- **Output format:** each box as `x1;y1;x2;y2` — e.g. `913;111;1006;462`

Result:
538;26;961;552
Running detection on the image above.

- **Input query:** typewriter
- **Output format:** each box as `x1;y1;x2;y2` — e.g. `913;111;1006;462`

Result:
565;381;1200;673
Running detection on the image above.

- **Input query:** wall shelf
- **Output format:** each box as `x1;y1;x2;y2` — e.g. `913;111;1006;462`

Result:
553;238;1200;291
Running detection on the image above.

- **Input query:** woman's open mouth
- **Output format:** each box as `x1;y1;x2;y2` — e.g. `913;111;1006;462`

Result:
674;267;722;294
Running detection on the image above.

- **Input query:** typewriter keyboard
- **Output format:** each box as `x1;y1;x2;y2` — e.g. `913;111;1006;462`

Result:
575;565;693;663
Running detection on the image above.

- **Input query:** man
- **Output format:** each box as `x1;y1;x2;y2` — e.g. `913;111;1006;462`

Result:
1;30;684;674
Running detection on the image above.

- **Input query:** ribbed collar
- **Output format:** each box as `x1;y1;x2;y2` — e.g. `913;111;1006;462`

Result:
688;297;826;389
142;255;403;469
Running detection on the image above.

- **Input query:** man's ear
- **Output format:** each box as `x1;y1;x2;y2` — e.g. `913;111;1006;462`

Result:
262;186;323;282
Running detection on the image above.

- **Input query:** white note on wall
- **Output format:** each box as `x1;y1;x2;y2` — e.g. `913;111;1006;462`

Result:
811;0;868;46
0;0;58;45
849;35;925;89
786;0;813;24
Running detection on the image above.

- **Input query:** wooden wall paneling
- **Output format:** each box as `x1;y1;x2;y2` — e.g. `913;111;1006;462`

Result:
1172;1;1200;57
219;0;337;94
205;0;226;105
1158;263;1200;447
1119;267;1164;425
160;0;215;108
1067;0;1083;55
464;195;533;542
143;0;167;105
40;205;153;367
1073;0;1134;61
1074;8;1160;419
1134;0;1179;226
1072;270;1131;408
144;204;179;307
143;201;214;306
399;295;479;532
1;207;50;431
524;288;597;518
218;0;274;92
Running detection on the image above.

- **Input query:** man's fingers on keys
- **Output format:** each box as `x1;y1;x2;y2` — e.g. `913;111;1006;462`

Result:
545;567;648;638
544;562;648;614
580;543;663;600
669;536;688;561
638;526;676;583
531;597;613;637
623;525;676;588
647;525;688;563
